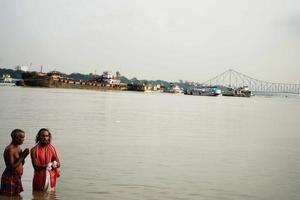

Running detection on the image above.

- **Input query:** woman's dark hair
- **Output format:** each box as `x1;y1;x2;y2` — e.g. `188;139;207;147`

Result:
35;128;52;143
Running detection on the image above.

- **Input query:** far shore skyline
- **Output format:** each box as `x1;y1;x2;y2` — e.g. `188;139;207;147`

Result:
1;65;299;86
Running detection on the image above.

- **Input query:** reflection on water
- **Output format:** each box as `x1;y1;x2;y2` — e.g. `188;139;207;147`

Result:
32;191;57;200
0;190;57;200
0;194;23;200
1;87;300;200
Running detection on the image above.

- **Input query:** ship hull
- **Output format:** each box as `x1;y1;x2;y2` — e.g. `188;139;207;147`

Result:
21;71;127;90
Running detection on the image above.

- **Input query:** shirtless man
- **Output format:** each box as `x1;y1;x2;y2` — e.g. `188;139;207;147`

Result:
0;129;29;196
31;128;60;191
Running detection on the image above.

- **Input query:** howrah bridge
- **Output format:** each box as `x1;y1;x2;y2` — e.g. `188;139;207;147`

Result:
203;69;300;94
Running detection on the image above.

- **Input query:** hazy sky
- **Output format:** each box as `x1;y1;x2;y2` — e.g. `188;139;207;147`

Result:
0;0;299;83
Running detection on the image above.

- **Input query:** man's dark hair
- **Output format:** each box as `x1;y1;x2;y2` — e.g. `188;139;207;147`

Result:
35;128;52;143
11;129;24;140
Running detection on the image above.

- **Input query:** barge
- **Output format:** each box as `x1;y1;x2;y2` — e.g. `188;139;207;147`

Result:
21;71;127;90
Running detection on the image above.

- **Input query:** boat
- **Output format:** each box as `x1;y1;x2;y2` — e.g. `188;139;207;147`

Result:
166;85;183;93
0;74;16;86
22;71;51;87
184;86;222;96
234;86;252;97
219;86;252;97
21;70;127;90
127;83;163;92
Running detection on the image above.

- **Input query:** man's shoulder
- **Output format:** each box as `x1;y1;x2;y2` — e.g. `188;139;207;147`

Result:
47;144;57;151
31;145;38;152
4;144;19;155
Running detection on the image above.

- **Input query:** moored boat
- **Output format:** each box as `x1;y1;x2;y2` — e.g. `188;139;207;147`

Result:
0;74;16;86
234;86;252;97
165;85;183;93
21;70;127;90
184;86;222;96
22;71;51;87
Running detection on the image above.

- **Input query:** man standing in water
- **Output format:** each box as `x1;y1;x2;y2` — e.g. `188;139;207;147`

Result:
31;128;60;191
0;129;30;196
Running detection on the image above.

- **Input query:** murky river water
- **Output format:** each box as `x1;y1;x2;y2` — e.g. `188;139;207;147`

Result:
1;87;300;200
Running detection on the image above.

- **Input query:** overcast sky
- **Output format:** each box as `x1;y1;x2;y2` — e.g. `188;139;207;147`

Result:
0;0;299;83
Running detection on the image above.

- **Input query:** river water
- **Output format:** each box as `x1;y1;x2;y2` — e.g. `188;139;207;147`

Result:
0;87;300;200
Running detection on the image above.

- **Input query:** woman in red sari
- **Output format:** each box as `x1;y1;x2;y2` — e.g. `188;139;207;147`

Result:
31;128;60;191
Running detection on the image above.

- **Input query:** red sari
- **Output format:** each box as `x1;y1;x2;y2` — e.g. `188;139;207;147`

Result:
32;143;60;191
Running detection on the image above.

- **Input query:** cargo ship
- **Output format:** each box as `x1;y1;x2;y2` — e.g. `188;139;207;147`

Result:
21;71;127;90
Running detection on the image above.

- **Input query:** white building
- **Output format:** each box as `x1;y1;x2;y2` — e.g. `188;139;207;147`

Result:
101;71;121;84
15;65;29;72
102;71;113;79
